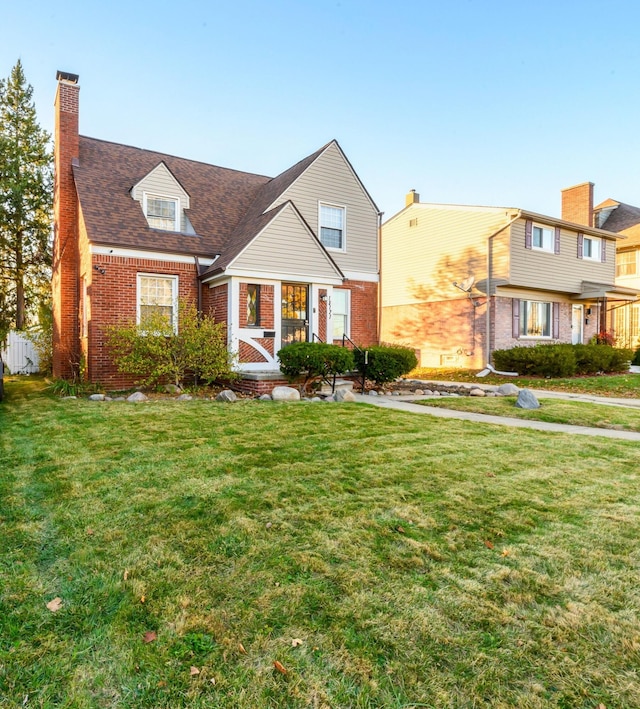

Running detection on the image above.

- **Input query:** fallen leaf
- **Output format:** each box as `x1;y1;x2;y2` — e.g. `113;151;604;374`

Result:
46;597;63;613
396;526;406;534
238;642;247;654
291;638;303;647
266;522;272;529
273;660;287;675
157;680;166;688
501;548;511;557
123;570;129;581
86;527;94;535
486;472;496;477
210;677;216;685
484;540;494;550
143;631;157;643
140;595;146;603
190;666;200;676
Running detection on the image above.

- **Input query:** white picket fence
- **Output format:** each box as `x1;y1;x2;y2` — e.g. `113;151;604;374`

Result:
1;330;40;374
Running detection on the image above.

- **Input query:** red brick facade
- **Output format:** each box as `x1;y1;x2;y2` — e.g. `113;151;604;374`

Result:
333;280;378;346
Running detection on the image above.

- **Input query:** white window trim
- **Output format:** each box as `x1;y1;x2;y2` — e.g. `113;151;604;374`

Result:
331;287;351;340
142;192;180;232
582;235;602;261
520;300;552;339
318;201;347;252
531;223;554;253
136;273;179;334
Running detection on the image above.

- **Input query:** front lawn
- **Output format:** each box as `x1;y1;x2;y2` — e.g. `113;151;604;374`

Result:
408;367;640;398
2;378;640;708
416;396;640;432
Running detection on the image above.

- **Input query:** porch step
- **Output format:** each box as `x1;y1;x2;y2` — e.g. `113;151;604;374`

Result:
318;379;354;396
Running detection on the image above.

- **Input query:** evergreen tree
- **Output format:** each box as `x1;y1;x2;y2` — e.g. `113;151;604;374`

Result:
0;59;53;340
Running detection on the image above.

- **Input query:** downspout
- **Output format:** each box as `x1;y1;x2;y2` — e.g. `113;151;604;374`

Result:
485;211;522;366
194;256;202;314
376;211;384;344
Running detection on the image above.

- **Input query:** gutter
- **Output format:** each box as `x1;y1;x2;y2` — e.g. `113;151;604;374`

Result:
376;210;384;344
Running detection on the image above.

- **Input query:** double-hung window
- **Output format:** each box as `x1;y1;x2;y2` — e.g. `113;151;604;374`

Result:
532;225;554;252
582;235;601;261
331;288;350;339
319;204;345;250
137;274;178;333
520;300;551;338
144;194;180;231
617;250;637;277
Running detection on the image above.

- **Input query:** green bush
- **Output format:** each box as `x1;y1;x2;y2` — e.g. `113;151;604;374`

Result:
105;300;235;388
353;344;418;385
632;347;640;366
493;343;632;377
277;342;354;391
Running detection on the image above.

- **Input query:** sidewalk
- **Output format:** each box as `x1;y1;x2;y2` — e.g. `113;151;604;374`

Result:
353;386;640;441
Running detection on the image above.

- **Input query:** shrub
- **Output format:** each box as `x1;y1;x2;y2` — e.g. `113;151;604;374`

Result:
277;342;354;392
590;331;616;346
105;301;235;388
353;344;418;385
493;343;632;377
633;347;640;366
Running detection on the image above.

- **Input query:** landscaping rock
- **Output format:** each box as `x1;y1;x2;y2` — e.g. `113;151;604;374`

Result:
112;397;126;401
498;383;520;396
470;388;486;397
176;393;193;401
515;389;540;409
62;396;77;400
259;394;272;401
271;386;300;402
414;389;424;395
334;389;356;402
127;392;148;403
369;390;379;396
165;383;182;394
216;389;237;403
88;393;105;401
310;396;323;402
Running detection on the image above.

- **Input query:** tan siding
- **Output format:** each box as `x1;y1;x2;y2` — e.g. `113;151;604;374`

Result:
510;219;616;292
270;143;378;274
381;205;511;309
233;205;341;280
132;163;190;231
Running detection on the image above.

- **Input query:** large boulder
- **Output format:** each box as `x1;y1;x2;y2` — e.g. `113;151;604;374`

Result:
469;388;486;397
498;383;520;396
216;389;237;403
334;388;356;402
127;391;148;403
271;386;300;402
515;389;540;409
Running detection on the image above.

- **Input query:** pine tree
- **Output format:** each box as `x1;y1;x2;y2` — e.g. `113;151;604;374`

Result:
0;59;53;340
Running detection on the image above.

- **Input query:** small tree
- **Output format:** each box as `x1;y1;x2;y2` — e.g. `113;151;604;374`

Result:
0;60;53;340
105;301;235;388
277;342;354;393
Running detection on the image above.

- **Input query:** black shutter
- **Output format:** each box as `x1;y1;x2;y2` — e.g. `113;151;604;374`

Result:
577;233;584;259
512;299;520;338
525;220;532;249
554;227;561;254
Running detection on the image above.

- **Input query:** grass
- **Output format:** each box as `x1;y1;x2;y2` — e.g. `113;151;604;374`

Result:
415;396;640;432
2;376;640;708
407;367;640;398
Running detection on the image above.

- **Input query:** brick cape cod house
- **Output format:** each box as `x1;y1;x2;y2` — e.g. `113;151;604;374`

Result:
52;72;380;393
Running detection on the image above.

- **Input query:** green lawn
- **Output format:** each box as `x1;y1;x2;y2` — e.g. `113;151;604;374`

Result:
408;367;640;398
2;377;640;708
416;396;640;432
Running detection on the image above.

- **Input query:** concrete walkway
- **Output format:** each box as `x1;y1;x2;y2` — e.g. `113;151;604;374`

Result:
353;387;640;441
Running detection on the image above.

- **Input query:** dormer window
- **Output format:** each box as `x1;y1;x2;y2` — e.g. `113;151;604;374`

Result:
144;193;180;231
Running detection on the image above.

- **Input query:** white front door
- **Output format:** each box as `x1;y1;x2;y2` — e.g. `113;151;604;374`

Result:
571;304;584;344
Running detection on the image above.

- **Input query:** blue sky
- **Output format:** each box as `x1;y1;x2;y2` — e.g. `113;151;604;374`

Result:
3;0;640;220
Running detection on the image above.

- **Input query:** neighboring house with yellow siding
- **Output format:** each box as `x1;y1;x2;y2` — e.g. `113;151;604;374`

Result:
380;190;635;369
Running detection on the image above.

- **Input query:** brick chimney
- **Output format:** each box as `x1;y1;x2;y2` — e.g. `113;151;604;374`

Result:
406;189;420;207
52;71;80;379
561;182;594;227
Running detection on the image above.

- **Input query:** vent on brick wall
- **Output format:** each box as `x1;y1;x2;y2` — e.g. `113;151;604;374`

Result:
440;354;459;366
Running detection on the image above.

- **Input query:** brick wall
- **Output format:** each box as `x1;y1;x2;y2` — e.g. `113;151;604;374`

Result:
88;256;200;387
334;279;378;346
204;283;228;324
561;182;594;227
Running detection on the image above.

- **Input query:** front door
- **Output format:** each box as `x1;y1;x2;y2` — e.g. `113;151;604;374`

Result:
571;304;584;344
281;283;309;349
